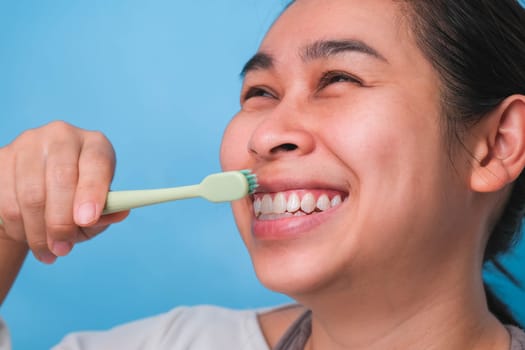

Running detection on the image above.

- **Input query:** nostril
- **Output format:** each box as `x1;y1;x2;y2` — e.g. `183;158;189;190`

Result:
270;143;298;154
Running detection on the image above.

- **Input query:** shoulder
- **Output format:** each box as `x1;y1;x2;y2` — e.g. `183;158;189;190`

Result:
53;305;272;350
507;325;525;350
0;317;12;350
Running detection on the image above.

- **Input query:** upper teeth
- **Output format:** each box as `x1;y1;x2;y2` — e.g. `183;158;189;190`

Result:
253;192;343;218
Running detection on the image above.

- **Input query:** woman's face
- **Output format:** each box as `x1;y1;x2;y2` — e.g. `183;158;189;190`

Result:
220;0;473;296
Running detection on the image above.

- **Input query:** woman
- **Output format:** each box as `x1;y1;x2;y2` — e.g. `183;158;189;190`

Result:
1;0;524;349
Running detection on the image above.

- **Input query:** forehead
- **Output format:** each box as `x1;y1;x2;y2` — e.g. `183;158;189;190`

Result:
259;0;416;65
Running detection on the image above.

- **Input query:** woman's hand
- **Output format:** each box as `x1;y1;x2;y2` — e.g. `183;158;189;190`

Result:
0;121;129;264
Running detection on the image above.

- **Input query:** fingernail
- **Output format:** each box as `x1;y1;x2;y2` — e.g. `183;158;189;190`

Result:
52;241;73;257
76;202;96;225
37;251;57;264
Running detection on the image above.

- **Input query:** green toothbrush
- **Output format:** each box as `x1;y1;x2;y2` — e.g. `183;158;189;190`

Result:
102;169;257;214
0;170;257;224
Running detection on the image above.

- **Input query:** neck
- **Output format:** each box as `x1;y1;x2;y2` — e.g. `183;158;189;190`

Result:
295;264;509;350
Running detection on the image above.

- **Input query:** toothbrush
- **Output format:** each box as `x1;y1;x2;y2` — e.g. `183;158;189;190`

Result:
0;170;257;224
101;170;257;214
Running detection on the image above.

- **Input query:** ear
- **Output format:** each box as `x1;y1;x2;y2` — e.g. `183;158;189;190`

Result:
469;95;525;193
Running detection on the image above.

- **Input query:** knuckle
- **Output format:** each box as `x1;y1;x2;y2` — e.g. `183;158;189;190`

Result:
87;131;114;155
50;163;78;188
88;130;109;144
18;183;46;210
18;128;38;140
81;134;116;178
46;120;73;134
13;129;39;149
0;204;22;223
27;238;49;253
76;180;103;194
46;222;77;241
0;145;9;160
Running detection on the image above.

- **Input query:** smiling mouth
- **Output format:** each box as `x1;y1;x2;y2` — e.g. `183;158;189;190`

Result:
253;190;346;220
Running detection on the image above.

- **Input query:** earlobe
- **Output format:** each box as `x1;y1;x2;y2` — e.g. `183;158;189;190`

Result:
469;96;525;193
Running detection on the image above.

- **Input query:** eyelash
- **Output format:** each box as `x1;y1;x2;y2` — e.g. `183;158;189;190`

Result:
243;87;275;101
318;70;363;89
242;70;363;102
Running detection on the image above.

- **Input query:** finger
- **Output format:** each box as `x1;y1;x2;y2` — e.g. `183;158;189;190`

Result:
74;131;116;227
45;139;83;257
75;211;130;243
77;225;110;242
0;146;26;242
97;210;130;226
15;139;56;264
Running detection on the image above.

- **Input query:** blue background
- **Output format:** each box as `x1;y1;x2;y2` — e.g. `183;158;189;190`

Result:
0;1;524;349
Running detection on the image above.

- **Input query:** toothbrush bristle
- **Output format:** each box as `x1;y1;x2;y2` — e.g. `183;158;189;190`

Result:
240;169;258;195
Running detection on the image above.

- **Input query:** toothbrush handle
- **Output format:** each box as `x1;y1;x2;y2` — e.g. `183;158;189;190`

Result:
103;184;201;215
0;185;201;225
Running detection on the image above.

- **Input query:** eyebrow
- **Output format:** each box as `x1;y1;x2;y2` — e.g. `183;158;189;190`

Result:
302;39;387;62
240;52;274;78
240;39;387;77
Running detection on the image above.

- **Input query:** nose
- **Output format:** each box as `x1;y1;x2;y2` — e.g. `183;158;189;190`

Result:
248;105;315;161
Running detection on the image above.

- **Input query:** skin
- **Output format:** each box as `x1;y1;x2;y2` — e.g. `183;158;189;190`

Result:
221;0;525;348
1;0;525;349
0;122;129;300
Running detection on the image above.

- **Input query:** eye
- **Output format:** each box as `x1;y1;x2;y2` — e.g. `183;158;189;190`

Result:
318;70;363;90
242;86;276;102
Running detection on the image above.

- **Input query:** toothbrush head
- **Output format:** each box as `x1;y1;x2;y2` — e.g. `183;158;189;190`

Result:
200;170;258;202
240;169;258;195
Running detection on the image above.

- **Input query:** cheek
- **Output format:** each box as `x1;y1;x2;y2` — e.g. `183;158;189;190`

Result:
324;100;445;203
332;93;441;162
326;110;405;171
220;114;252;171
230;200;251;244
220;116;254;245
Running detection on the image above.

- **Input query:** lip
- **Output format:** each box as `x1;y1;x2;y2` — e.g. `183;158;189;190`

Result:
252;175;348;195
249;174;349;240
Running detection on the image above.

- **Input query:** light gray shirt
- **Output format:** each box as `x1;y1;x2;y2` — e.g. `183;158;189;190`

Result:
2;306;524;349
1;306;271;350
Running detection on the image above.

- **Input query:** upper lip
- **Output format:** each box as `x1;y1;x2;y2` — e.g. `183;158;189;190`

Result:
251;171;349;196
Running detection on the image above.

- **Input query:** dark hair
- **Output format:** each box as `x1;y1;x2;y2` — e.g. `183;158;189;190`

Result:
400;0;525;326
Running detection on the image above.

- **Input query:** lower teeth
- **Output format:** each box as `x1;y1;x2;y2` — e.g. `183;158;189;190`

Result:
257;210;312;220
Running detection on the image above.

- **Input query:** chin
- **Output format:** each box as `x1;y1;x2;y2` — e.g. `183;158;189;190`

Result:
248;240;345;297
230;195;358;297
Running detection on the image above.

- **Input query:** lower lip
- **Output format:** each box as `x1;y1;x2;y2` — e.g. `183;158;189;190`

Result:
251;204;343;240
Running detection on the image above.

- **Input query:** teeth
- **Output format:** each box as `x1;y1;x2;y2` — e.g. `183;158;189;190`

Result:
317;194;330;211
331;195;342;207
261;194;273;215
273;193;287;214
254;192;345;218
300;193;316;213
287;193;301;212
259;212;294;221
254;197;262;216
